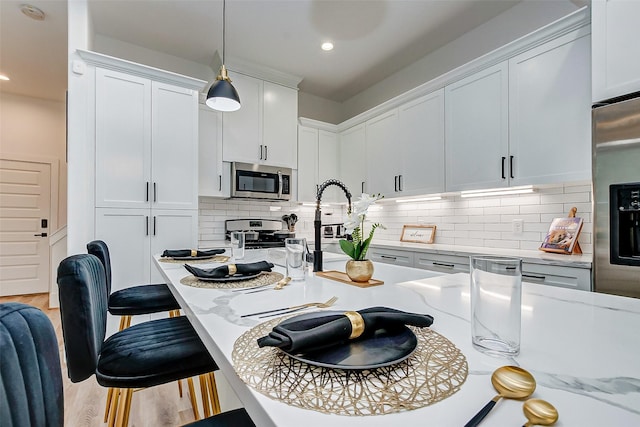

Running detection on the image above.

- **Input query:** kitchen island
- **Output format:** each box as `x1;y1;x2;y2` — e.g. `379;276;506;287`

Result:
154;250;639;426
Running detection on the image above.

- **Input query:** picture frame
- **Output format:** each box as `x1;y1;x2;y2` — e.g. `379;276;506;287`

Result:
400;224;436;244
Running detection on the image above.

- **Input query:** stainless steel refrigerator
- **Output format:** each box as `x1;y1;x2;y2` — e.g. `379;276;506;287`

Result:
592;94;640;298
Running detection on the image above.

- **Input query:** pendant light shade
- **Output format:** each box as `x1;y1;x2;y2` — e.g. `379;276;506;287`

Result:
206;0;240;112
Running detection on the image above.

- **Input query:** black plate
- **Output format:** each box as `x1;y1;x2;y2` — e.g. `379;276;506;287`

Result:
279;311;418;370
197;272;261;282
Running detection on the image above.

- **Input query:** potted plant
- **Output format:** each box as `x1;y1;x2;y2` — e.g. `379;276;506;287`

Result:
339;193;385;282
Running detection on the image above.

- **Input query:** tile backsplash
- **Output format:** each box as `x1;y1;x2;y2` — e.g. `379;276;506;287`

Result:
199;181;593;254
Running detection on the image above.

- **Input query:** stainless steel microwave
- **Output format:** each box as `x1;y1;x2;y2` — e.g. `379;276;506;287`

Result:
231;162;292;201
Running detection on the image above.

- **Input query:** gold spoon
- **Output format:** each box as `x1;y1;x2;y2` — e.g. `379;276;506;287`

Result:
522;399;558;427
464;366;537;427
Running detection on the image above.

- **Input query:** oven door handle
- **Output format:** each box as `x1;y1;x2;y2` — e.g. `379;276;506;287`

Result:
277;171;283;199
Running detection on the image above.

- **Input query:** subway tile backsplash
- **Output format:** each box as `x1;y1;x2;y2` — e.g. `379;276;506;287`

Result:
198;181;593;254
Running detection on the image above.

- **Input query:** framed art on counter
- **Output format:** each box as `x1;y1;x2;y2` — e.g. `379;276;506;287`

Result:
400;225;436;244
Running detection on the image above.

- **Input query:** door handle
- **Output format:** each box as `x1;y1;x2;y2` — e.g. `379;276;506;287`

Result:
259;145;263;160
146;182;149;202
361;181;365;193
394;175;398;192
264;145;268;161
510;155;514;179
153;182;157;202
501;156;506;179
33;233;48;237
146;216;149;236
219;175;222;191
399;174;403;191
153;216;157;236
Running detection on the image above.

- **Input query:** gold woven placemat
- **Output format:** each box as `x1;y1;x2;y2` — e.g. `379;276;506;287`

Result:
232;317;468;416
180;271;284;290
159;255;230;264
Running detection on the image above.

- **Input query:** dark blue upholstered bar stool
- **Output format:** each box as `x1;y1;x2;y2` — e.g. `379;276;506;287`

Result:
0;301;255;427
57;253;222;427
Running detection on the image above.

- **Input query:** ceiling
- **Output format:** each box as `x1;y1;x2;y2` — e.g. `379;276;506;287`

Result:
1;0;549;104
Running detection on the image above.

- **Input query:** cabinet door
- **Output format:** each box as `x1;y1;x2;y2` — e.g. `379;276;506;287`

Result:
95;68;151;208
152;82;199;209
445;62;509;191
339;124;367;197
150;209;198;282
263;82;298;168
297;126;318;202
398;90;445;196
592;0;640;102
222;72;263;163
95;208;151;290
509;30;591;186
199;105;229;197
318;130;340;203
366;110;399;196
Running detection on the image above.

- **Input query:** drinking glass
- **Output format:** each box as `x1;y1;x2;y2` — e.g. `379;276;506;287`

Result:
231;231;245;260
285;238;307;281
470;256;522;356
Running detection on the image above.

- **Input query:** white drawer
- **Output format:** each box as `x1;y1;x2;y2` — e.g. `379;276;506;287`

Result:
368;247;414;267
414;252;470;274
522;262;592;291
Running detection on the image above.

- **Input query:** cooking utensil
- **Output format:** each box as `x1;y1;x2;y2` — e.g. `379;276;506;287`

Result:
240;296;338;318
464;366;536;427
522;399;558;427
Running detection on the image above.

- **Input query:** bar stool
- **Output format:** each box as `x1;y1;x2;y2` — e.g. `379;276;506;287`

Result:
57;254;219;426
87;240;214;422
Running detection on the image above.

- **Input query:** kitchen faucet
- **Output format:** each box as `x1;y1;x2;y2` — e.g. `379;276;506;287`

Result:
314;179;352;272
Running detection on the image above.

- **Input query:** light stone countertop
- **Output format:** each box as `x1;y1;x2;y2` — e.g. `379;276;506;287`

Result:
155;249;637;427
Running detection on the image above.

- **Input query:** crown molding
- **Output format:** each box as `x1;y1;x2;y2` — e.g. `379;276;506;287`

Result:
226;56;302;89
336;6;591;132
298;117;339;132
76;50;207;91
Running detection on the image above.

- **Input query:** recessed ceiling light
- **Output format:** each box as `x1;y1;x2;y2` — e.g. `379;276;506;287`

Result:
321;42;334;51
0;74;9;81
20;4;45;21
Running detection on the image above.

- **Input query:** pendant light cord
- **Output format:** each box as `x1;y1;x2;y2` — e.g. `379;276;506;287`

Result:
222;0;226;64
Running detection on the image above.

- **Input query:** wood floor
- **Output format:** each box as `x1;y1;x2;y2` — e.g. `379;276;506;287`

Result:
0;293;200;427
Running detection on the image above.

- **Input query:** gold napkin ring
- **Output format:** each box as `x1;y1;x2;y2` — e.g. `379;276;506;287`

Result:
228;264;237;275
344;311;365;339
191;249;197;257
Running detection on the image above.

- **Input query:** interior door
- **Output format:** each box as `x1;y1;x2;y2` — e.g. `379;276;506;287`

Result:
0;159;51;296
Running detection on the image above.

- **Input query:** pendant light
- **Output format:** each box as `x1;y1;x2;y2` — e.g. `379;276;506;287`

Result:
206;0;241;111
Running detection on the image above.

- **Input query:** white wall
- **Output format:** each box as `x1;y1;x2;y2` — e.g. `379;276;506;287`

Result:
341;0;580;120
0;93;67;229
298;91;343;125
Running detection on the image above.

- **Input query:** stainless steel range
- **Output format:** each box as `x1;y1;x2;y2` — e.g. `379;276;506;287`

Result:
225;219;294;248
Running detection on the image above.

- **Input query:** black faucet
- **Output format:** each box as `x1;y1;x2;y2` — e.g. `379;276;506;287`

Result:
314;179;352;272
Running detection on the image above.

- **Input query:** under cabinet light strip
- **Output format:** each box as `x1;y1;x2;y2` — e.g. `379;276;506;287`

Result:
395;196;442;203
460;185;535;198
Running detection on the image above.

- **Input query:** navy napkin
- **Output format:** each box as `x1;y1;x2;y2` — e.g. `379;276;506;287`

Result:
162;248;226;258
184;261;274;279
257;306;434;353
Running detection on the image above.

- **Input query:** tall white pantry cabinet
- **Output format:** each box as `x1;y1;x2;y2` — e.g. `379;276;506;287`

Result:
82;52;204;290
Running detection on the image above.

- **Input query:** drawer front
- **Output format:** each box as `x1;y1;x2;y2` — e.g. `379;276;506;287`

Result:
414;253;470;274
368;248;414;267
522;262;591;291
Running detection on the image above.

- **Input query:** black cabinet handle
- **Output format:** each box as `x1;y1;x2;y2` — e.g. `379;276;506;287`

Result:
33;233;48;237
146;182;149;202
145;216;149;236
361;181;365;193
510;155;514;179
380;255;397;260
264;145;268;161
394;175;398;192
523;273;546;281
219;175;222;191
399;175;403;191
501;157;506;179
433;262;455;269
153;216;157;236
259;145;263;160
153;182;157;202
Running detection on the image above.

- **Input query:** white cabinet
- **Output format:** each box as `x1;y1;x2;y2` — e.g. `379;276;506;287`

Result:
366;110;399;196
339;124;367;197
592;0;640;102
95;208;198;286
509;28;592;185
222;71;298;168
445;62;509;192
414;252;469;274
199;105;230;197
95;68;199;210
397;90;445;196
298;125;339;202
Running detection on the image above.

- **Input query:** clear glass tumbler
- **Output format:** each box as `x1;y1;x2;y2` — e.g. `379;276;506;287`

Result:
470;256;522;356
231;231;245;260
285;238;307;281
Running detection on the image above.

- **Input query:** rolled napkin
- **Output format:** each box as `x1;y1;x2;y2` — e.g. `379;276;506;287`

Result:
162;248;226;258
257;306;434;353
184;261;274;279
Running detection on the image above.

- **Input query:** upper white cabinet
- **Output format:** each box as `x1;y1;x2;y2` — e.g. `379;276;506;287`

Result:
222;71;298;168
199;105;230;197
509;28;591;186
397;90;445;196
339;124;367;197
298;125;339;202
366;110;399;196
592;0;640;102
95;68;198;210
445;62;509;192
